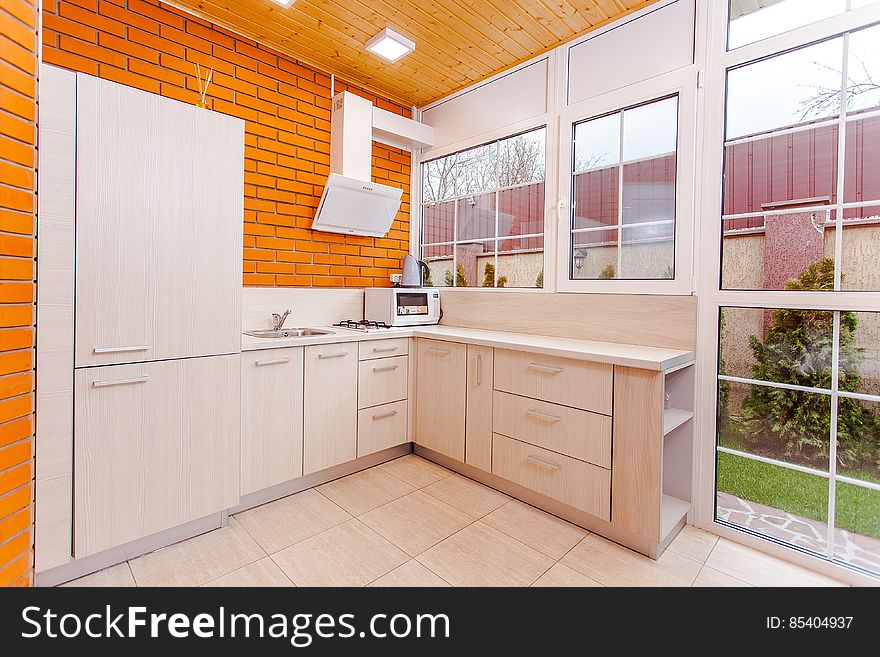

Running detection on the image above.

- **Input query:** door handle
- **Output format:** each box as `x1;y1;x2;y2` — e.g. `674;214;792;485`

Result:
526;455;561;471
526;409;562;423
93;345;149;354
372;346;399;353
372;410;398;420
427;347;451;355
372;365;399;373
255;357;290;366
92;376;148;388
318;352;348;359
528;363;563;374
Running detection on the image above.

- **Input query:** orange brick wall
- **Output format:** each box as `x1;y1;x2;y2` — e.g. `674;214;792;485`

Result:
42;0;412;287
0;0;37;587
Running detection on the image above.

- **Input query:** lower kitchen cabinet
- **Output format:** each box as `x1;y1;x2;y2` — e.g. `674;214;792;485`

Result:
465;344;493;471
357;400;408;457
414;338;467;461
73;355;240;558
303;343;358;475
240;347;304;496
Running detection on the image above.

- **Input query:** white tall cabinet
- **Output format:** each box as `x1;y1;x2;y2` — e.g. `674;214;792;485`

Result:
36;67;244;569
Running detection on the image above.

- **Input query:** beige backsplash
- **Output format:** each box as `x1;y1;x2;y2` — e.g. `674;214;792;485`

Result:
242;288;365;329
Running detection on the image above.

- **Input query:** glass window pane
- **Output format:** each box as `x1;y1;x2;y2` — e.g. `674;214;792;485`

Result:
455;241;493;287
844;312;880;398
573;112;620;173
456;143;497;196
622;154;676;225
834;482;880;575
716;452;829;556
572;167;618;230
847;24;880;115
498;183;544;238
723;124;839;216
422;155;456;202
722;210;836;291
422;200;455;245
840;212;880;290
499;128;546;187
421;244;453;287
726;38;844;140
571;229;618;280
619;223;674;279
836;398;880;483
728;0;845;50
496;236;544;289
719;380;831;470
456;192;495;241
844;115;880;204
622;96;678;162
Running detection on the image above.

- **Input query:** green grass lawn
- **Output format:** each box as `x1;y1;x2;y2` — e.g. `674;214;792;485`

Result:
717;452;880;540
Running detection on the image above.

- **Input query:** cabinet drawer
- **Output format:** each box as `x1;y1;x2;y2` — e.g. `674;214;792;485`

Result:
358;400;408;457
494;349;612;414
359;338;409;360
491;434;610;521
358;355;408;409
492;391;611;468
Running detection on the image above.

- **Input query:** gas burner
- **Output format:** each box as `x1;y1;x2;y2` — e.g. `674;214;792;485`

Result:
332;319;394;332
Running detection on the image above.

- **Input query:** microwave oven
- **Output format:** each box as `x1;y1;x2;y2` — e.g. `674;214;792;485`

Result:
364;287;441;327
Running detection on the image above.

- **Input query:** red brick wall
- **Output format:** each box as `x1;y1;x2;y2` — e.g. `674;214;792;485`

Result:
0;0;37;587
42;0;412;287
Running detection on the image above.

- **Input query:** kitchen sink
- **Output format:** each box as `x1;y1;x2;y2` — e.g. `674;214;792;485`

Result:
243;328;335;338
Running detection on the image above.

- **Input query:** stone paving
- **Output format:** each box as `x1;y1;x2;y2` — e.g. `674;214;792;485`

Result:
717;492;880;574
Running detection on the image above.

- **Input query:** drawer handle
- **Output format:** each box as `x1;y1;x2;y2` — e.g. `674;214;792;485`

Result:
372;409;398;420
93;345;149;354
373;346;399;353
92;376;148;388
256;357;290;367
527;409;562;423
528;363;563;374
526;455;561;471
427;347;451;355
476;353;482;386
372;364;399;373
318;352;349;359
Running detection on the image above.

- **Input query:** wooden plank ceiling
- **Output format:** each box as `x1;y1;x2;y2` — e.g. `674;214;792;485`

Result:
164;0;659;106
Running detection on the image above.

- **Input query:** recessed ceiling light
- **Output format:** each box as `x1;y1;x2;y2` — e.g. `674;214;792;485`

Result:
269;0;295;7
365;28;415;62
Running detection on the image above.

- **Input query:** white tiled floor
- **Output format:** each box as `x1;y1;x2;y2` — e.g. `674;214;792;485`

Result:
62;455;848;587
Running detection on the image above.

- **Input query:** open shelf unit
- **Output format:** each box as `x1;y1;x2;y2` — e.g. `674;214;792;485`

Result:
663;407;694;435
659;362;695;544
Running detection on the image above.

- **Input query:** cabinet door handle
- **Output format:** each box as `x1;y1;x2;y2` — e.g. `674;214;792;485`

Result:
427;347;451;355
318;352;348;359
92;376;148;388
526;455;561;471
372;364;399;373
93;345;149;354
527;409;562;423
373;346;399;353
372;409;398;420
528;363;563;374
476;353;482;387
255;357;290;367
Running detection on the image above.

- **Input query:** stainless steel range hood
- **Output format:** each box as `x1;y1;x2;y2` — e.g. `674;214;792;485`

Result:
311;91;432;238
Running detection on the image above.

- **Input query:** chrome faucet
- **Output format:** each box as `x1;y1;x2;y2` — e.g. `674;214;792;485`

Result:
271;309;291;331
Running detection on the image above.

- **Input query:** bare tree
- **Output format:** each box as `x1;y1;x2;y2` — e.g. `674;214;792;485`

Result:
422;155;456;202
799;56;880;120
498;134;545;187
573;151;613;174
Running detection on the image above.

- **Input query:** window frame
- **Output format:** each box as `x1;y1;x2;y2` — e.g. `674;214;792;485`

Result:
556;67;698;294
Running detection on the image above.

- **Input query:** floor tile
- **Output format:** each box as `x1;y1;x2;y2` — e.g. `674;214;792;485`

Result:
667;525;719;564
360;490;473;556
272;519;408;587
368;560;450;587
317;468;415;516
128;518;265;587
417;521;553;587
705;538;845;587
422;474;509;519
531;562;603;587
692;565;752;587
202;557;293;587
378;454;453;488
234;488;351;554
482;500;588;560
560;534;701;587
61;562;135;587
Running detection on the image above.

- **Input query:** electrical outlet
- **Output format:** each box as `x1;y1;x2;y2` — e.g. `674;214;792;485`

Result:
390;273;402;284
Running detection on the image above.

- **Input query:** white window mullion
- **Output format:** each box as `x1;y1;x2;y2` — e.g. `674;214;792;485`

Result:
616;108;625;278
827;311;842;559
